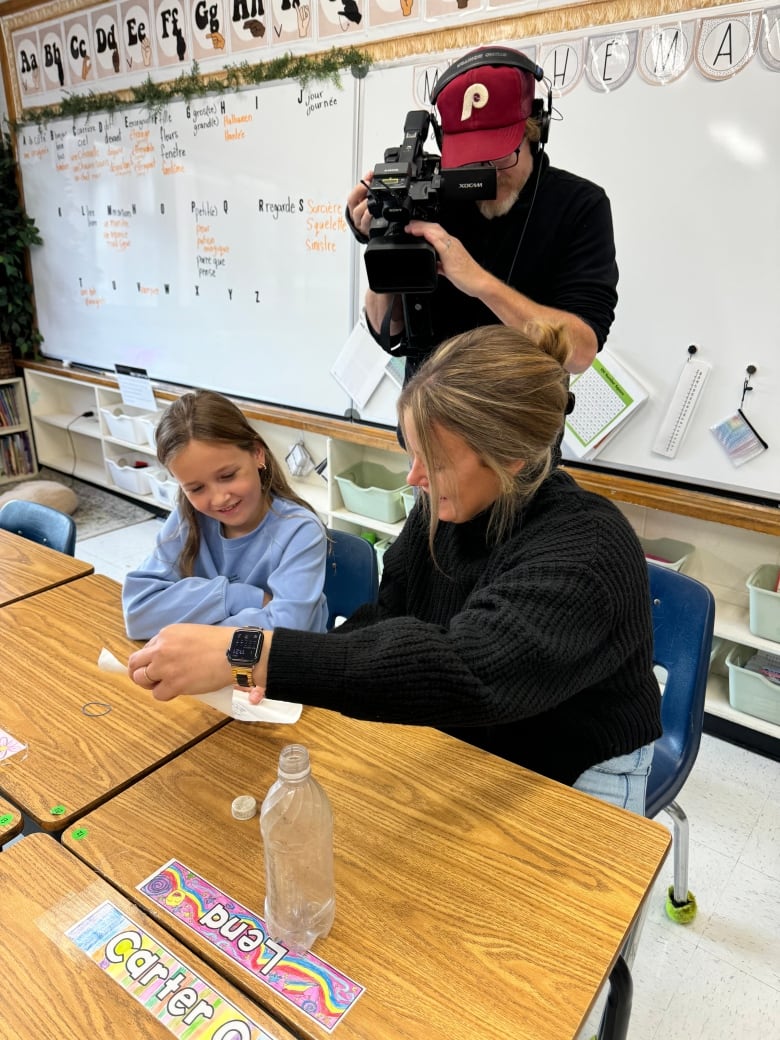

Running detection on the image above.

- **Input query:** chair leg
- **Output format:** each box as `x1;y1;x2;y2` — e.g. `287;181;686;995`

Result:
663;800;697;923
596;955;633;1040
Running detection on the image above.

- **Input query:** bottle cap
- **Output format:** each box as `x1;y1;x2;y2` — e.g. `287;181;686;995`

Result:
231;795;257;820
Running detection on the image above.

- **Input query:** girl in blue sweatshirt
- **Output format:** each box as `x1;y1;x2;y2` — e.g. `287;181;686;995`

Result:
122;389;327;640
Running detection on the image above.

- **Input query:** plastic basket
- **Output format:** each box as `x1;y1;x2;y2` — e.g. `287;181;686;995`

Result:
640;536;694;572
135;412;162;449
334;462;409;523
101;406;159;446
726;644;780;726
148;470;179;508
745;565;780;643
106;456;155;495
374;536;394;577
401;489;416;517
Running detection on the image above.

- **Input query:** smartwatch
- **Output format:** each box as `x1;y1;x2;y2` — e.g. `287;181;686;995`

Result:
226;627;264;688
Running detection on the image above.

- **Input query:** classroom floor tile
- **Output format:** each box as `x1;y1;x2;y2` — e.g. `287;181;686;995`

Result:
76;516;162;584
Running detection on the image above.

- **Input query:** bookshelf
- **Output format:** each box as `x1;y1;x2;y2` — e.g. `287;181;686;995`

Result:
0;378;37;485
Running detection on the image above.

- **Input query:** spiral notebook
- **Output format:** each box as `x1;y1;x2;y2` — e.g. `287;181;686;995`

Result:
563;350;649;460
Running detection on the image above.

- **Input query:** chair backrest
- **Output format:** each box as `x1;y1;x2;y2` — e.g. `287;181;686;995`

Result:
0;499;78;556
323;528;379;630
645;562;716;818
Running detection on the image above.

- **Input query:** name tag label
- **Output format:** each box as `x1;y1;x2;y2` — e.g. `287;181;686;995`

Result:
139;859;363;1032
67;901;274;1039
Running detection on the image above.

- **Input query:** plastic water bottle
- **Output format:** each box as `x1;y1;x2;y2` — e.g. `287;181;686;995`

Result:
260;744;335;952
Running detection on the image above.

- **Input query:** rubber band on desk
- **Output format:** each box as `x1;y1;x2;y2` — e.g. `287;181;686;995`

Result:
81;702;112;717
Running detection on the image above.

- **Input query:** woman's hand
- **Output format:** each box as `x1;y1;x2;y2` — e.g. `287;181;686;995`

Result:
129;624;234;701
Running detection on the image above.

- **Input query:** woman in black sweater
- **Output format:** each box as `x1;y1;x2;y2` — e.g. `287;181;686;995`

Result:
131;324;661;813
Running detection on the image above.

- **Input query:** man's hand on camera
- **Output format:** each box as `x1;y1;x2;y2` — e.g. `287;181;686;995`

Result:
346;171;375;242
406;221;485;299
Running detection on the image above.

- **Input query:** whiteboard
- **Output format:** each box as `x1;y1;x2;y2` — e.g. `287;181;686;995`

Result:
356;41;779;502
14;15;780;502
550;44;778;503
17;77;359;417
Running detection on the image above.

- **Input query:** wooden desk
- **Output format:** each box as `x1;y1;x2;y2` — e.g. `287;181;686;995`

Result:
0;833;296;1038
0;574;228;831
0;794;23;846
65;712;670;1040
0;527;93;605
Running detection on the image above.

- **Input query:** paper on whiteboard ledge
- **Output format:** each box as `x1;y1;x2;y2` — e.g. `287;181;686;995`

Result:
330;311;391;410
97;648;301;724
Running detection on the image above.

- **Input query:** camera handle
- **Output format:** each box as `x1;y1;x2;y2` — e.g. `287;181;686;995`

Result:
401;293;436;357
379;293;436;359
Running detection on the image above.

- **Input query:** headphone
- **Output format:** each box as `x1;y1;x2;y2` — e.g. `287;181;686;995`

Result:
430;46;552;151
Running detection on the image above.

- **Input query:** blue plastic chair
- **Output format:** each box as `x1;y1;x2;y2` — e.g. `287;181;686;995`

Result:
323;528;380;630
646;563;715;923
0;499;78;556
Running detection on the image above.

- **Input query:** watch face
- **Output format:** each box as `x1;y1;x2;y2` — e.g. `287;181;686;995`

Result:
229;629;263;663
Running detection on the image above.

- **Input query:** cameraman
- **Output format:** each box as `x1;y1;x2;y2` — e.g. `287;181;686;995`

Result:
346;46;618;379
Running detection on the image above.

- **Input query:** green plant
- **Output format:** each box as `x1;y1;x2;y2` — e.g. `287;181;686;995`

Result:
0;130;43;356
17;48;371;126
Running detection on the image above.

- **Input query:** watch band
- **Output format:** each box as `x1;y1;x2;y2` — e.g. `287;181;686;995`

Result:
230;662;256;688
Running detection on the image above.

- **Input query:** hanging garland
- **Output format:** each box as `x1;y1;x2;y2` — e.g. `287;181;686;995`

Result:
14;47;371;128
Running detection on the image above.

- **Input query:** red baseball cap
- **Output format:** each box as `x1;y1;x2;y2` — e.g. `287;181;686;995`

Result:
436;59;535;169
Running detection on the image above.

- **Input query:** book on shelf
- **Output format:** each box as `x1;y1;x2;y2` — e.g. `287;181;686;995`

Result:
0;431;34;478
0;385;21;427
562;349;649;461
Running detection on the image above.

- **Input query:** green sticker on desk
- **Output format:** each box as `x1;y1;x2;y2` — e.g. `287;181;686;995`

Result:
71;827;88;841
0;813;13;826
50;804;67;816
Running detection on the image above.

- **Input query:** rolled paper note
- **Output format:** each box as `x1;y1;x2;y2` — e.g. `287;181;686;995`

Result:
97;647;302;724
98;647;127;674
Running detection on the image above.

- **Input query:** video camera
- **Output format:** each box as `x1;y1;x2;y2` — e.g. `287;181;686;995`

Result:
364;110;496;295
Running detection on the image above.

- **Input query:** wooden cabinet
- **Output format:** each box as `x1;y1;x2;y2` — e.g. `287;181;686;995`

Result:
0;377;37;484
22;362;779;757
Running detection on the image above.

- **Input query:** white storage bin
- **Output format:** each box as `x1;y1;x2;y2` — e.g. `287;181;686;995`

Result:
709;636;723;667
640;536;694;572
374;537;394;578
135;412;162;449
106;455;155;495
148;469;179;508
745;564;780;643
101;406;160;447
726;644;780;726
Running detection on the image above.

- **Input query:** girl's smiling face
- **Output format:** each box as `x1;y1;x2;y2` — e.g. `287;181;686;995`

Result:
168;438;267;538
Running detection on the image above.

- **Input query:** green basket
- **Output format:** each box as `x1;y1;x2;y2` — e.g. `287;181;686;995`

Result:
334;462;409;523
